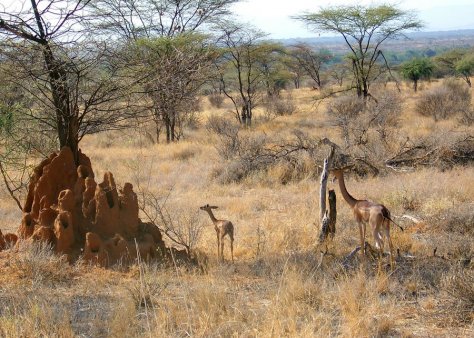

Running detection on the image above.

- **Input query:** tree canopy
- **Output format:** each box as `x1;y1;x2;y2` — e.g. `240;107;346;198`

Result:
131;33;217;142
0;0;137;163
295;4;423;98
91;0;239;40
455;54;474;87
400;57;434;92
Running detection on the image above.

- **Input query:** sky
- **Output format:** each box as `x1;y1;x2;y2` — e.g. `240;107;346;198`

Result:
231;0;474;39
1;0;473;39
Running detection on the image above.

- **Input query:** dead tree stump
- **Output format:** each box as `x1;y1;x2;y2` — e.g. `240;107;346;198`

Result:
319;156;337;243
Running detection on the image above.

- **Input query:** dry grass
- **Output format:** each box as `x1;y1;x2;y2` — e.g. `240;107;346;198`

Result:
0;80;473;336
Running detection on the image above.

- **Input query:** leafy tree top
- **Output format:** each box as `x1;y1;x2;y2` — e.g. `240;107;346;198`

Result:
295;4;422;97
295;5;422;53
455;53;474;76
400;57;434;81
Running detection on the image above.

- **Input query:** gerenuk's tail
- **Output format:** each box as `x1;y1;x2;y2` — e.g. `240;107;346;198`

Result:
382;206;404;232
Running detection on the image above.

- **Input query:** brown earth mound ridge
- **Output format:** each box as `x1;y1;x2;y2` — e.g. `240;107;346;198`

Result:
7;147;166;267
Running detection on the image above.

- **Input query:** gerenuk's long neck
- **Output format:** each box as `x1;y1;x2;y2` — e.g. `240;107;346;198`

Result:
335;171;358;208
205;209;218;224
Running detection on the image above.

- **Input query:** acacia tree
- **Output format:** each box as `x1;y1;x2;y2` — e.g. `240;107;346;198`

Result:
434;49;466;76
256;42;289;97
282;55;305;89
91;0;239;39
91;0;238;142
400;57;434;92
0;0;137;163
0;73;55;209
216;24;268;126
435;48;474;87
455;54;474;87
130;34;216;142
288;43;332;89
329;62;350;87
295;4;422;98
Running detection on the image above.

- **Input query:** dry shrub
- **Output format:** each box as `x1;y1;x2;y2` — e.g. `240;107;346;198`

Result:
212;133;268;184
432;204;474;235
180;110;201;131
208;93;224;108
205;115;240;160
326;95;365;148
366;89;402;141
326;92;403;171
267;153;317;184
263;94;297;117
11;241;74;285
171;145;199;161
208;126;323;184
460;107;474;125
439;268;474;326
327;91;402;149
385;133;474;170
213;160;247;184
415;79;472;121
139;190;205;256
385;189;421;212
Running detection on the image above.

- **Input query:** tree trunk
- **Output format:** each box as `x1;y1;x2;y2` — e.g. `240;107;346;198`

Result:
319;149;336;243
362;81;369;99
241;101;252;127
414;79;418;92
294;78;300;89
170;115;176;141
165;118;171;143
316;74;322;89
328;189;337;238
464;76;472;88
247;113;252;127
42;43;79;163
265;80;272;97
155;121;161;144
247;101;252;127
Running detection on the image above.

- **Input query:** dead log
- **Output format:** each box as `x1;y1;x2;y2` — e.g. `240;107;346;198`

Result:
401;214;422;224
342;246;361;268
342;242;378;269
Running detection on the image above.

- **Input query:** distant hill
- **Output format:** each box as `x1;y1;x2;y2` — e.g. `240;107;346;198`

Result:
274;29;474;55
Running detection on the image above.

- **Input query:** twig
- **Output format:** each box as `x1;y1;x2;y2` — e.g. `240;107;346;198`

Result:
0;160;23;210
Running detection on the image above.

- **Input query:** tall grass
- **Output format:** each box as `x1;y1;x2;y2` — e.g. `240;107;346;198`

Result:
0;83;473;336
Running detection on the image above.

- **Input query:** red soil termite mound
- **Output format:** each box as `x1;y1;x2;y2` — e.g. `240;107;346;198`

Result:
10;147;166;266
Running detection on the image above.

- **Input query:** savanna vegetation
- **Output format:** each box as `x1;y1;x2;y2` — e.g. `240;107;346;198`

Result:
0;1;473;337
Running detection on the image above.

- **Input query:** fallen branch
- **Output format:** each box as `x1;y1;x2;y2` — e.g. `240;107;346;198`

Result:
400;214;422;224
316;246;328;270
341;242;378;268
